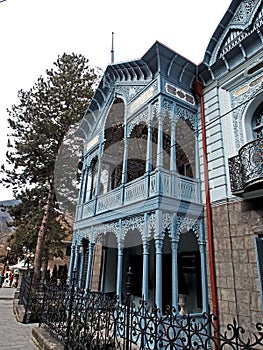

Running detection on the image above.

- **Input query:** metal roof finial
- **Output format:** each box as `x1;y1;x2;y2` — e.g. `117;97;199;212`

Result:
111;32;114;64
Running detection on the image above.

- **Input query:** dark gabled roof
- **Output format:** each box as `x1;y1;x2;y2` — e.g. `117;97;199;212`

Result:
141;41;197;87
78;41;197;140
203;0;241;65
199;0;263;84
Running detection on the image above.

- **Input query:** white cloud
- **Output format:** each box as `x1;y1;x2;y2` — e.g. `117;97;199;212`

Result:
0;0;231;200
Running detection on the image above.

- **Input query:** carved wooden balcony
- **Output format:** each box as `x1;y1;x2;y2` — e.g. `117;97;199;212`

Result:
75;170;200;220
228;138;263;196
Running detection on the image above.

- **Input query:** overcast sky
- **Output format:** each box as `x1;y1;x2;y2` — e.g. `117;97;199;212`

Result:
0;0;231;200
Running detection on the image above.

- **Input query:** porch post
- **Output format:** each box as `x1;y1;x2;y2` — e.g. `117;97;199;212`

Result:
68;243;76;284
94;143;103;214
71;243;80;285
170;238;178;309
79;164;88;204
142;241;149;302
85;242;94;290
155;238;163;310
78;244;85;288
155;210;163;310
170;216;179;309
73;243;80;270
146;106;153;173
156;115;163;168
116;239;124;299
121;135;129;186
142;213;149;301
170;117;176;171
121;133;129;204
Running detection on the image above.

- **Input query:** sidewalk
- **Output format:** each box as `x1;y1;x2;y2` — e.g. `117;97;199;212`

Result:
0;286;38;350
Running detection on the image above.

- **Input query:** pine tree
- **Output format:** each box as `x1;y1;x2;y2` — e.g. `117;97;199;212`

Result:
1;53;99;281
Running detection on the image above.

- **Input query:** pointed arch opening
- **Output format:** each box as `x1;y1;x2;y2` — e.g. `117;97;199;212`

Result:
100;98;125;193
122;229;143;304
92;232;118;295
176;118;196;178
85;156;99;201
127;123;148;183
178;230;202;314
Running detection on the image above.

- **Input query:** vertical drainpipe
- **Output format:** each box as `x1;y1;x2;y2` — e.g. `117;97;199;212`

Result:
193;80;219;329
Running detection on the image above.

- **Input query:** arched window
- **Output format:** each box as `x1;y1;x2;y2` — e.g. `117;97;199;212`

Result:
252;103;263;139
127;123;148;183
101;98;125;192
176;118;195;178
86;156;99;200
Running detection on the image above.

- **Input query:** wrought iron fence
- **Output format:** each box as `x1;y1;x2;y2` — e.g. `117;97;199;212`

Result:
18;269;45;323
19;271;263;349
39;281;263;349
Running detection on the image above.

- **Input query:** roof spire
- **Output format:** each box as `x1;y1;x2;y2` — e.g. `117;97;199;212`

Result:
111;32;114;64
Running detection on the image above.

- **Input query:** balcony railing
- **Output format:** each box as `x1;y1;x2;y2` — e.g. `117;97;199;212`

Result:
76;170;200;220
228;138;263;194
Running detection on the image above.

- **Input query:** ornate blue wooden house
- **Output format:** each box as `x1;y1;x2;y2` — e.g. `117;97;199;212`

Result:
69;0;263;331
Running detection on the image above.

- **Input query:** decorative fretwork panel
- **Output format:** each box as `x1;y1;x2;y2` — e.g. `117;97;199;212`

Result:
82;200;95;218
96;188;122;213
124;177;147;203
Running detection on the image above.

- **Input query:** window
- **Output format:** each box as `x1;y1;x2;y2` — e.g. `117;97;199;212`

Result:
175;118;195;178
101;98;125;192
252;103;263;139
85;156;99;200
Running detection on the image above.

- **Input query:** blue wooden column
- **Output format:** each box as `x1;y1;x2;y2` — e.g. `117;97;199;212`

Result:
85;241;94;290
68;243;76;284
142;240;149;302
116;240;124;298
171;216;179;309
116;220;123;298
79;163;88;204
146;105;153;174
155;211;163;310
170;237;179;309
156;114;163;168
78;244;85;288
121;130;129;204
142;213;150;301
73;243;80;269
170;116;176;171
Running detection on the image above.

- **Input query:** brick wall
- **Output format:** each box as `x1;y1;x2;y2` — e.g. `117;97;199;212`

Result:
207;199;263;332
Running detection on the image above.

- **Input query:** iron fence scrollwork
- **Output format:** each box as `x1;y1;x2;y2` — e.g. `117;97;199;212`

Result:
19;270;263;349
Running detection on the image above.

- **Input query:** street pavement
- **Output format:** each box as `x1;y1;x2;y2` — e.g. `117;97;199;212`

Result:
0;286;38;350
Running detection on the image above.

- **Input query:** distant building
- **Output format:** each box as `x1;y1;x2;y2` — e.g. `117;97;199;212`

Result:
69;0;263;333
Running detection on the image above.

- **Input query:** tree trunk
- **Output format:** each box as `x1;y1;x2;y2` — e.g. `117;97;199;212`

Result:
33;175;55;282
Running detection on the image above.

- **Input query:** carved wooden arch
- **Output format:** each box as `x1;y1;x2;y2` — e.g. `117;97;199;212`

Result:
174;215;201;243
93;222;119;247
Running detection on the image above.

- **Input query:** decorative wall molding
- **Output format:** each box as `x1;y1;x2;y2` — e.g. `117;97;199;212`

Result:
231;73;263;149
